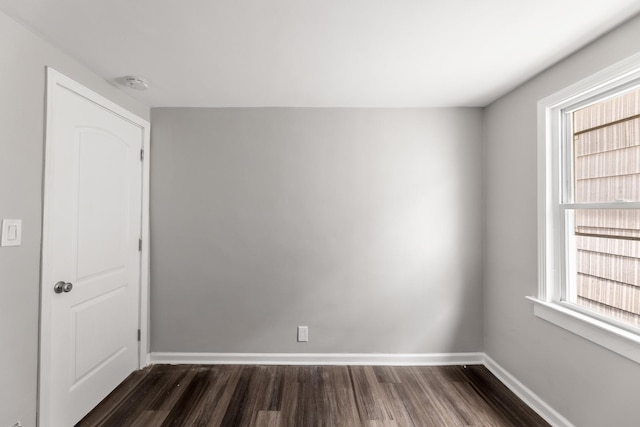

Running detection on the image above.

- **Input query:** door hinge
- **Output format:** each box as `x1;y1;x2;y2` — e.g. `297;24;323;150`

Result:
140;149;144;161
137;329;141;341
138;238;142;251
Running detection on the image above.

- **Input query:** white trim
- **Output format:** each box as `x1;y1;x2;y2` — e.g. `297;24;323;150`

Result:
527;297;640;364
537;51;640;111
557;201;640;209
537;97;554;302
537;50;640;301
148;352;484;366
483;355;574;427
39;68;150;425
536;52;640;362
139;113;151;369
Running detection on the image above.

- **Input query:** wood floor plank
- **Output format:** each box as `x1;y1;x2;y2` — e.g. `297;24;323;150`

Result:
294;366;327;427
393;367;449;426
254;410;281;426
77;367;151;426
447;380;499;427
461;365;545;427
277;367;301;427
349;366;388;421
325;366;361;426
378;382;415;426
427;365;498;426
201;366;244;427
80;364;550;427
84;364;191;426
414;365;471;426
160;368;211;426
244;366;277;426
218;366;254;426
130;409;169;427
264;366;284;412
373;366;402;384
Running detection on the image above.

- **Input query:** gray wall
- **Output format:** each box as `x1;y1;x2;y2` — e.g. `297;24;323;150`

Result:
0;11;149;427
484;14;640;427
8;2;640;425
151;108;484;354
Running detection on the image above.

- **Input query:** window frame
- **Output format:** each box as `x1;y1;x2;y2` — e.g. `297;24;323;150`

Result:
532;52;640;363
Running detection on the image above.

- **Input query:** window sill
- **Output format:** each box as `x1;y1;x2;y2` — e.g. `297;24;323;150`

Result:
526;297;640;364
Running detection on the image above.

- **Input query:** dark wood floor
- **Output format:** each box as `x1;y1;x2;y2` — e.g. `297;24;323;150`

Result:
79;364;549;426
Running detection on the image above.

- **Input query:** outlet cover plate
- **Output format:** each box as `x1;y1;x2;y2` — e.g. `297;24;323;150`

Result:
297;326;309;342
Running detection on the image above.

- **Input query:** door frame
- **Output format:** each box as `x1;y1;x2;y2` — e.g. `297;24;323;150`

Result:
38;67;150;426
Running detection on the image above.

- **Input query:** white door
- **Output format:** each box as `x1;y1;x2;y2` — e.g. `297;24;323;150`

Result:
40;69;148;426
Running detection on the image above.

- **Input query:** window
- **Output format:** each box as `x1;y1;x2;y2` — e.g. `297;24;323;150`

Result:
533;53;640;363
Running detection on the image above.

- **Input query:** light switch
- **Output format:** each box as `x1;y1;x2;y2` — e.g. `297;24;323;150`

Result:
1;219;22;247
8;225;17;240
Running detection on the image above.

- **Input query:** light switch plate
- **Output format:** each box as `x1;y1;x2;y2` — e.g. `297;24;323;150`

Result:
1;219;22;247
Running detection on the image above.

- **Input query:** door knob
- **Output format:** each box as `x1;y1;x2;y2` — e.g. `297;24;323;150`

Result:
53;281;65;293
54;281;73;293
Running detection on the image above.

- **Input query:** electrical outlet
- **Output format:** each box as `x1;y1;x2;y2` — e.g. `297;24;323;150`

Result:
297;326;309;342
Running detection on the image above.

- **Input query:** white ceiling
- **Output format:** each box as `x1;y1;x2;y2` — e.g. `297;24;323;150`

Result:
2;0;640;107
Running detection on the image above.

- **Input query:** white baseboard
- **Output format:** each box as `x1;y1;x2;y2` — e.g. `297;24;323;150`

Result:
148;351;484;366
146;351;570;427
483;355;573;427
